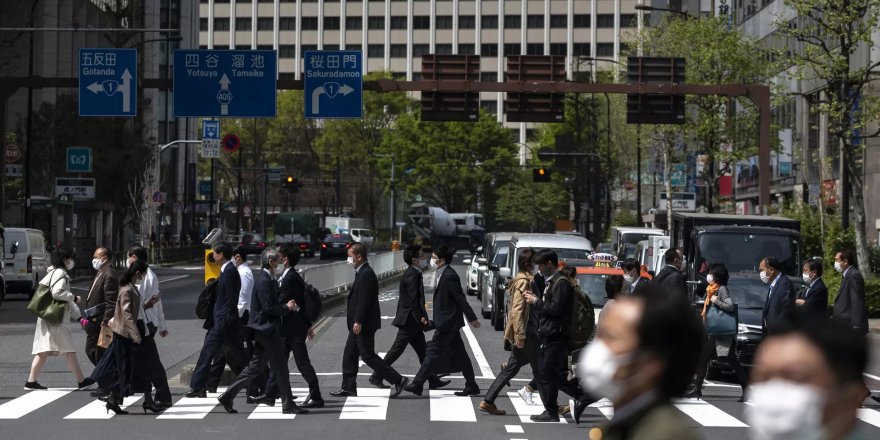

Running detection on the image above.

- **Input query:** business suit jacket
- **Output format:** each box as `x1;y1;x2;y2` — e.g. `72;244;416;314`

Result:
763;274;795;332
278;268;310;335
213;262;242;324
392;266;428;328
653;265;688;300
86;264;119;323
799;278;829;317
833;267;869;334
347;263;382;332
432;266;478;332
248;269;288;333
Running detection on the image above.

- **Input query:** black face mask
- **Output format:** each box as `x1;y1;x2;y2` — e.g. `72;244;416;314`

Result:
207;252;216;264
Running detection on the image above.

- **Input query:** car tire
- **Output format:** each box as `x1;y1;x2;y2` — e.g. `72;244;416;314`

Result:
492;294;504;331
481;309;490;319
466;287;476;297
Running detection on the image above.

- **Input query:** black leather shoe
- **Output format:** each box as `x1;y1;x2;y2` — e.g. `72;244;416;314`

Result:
246;395;259;405
282;403;309;415
302;394;325;409
403;382;423;396
217;394;238;414
530;410;560;422
330;389;357;397
253;395;276;406
454;385;480;397
573;398;592;425
391;378;408;398
429;378;451;390
185;389;207;398
368;377;389;389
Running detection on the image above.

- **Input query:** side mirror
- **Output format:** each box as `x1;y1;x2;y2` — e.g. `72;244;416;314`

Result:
476;257;488;265
499;267;512;278
462;259;472;265
488;264;499;272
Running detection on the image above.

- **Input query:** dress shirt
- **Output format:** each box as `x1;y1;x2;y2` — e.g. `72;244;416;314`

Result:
237;262;254;317
139;267;166;332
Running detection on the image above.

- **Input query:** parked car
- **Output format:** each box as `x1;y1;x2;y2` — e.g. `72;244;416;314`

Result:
320;233;353;260
478;233;513;320
350;228;375;246
3;228;50;298
462;248;485;297
239;233;268;258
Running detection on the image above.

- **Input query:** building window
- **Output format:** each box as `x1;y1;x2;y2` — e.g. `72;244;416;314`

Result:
214;18;230;31
459;15;475;29
527;15;544;29
480;43;499;56
481;15;498;29
597;14;614;28
458;43;475;55
412;72;422;81
257;44;272;50
200;18;208;31
436;16;453;29
573;14;591;28
414;16;430;29
504;43;520;56
550;43;566;56
279;72;295;81
302;17;318;30
527;43;543;55
480;72;497;82
435;44;453;54
346;17;362;30
368;17;385;30
279;45;296;58
301;44;317;57
573;43;590;56
391;16;407;29
550;15;567;28
324;44;339;51
257;17;273;30
413;44;430;57
280;18;295;31
621;14;637;27
368;44;384;57
390;44;407;57
481;100;498;114
235;44;250;50
596;43;614;56
504;15;521;28
325;16;340;30
236;18;251;31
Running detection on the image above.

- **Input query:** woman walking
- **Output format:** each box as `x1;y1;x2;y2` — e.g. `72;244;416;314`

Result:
685;263;748;401
26;249;95;391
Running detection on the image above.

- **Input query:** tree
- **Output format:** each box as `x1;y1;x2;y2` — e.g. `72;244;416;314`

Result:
775;0;880;277
495;169;569;232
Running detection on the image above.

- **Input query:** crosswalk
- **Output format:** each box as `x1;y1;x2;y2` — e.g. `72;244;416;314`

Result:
2;387;880;431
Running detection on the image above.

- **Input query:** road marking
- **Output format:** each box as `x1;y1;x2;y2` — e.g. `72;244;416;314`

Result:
858;408;880;428
505;425;524;433
159;275;189;284
64;395;143;419
428;390;477;422
589;398;615;420
506;392;566;424
462;325;495;379
339;388;390;420
156;389;225;419
248;388;311;420
360;352;387;368
672;398;748;427
864;372;880;382
0;389;73;419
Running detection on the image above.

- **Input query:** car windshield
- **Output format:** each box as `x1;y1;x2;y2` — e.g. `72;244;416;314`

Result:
492;242;510;266
576;273;611;307
697;232;801;276
726;278;772;309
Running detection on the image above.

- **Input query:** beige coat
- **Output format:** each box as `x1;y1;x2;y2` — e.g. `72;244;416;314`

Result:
503;272;533;344
31;267;81;355
108;283;142;344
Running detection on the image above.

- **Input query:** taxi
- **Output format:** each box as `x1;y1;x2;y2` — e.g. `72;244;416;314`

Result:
562;253;653;325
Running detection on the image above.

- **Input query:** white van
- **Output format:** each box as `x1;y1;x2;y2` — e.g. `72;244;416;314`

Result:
349;228;374;246
3;228;51;297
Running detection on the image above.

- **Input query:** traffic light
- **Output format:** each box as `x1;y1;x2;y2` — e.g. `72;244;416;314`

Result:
283;175;301;193
533;168;551;182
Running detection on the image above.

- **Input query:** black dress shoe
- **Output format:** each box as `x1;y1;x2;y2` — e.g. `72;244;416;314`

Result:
403;382;423;396
185;389;207;398
429;378;451;390
573;398;593;425
90;389;110;398
217;394;238;414
530;410;560;422
301;394;325;409
282;403;309;415
453;385;480;397
252;395;276;406
155;401;173;409
329;389;357;397
368;377;389;389
391;378;408;398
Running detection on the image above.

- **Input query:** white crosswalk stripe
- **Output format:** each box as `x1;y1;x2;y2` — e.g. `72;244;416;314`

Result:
428;390;477;422
64;395;144;419
339;388;390;420
0;389;73;419
672;398;748;427
857;408;880;428
248;388;311;420
589;398;615;420
156;389;225;420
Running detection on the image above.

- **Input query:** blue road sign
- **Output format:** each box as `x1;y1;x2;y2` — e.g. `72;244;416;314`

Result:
173;50;277;118
78;48;137;116
202;120;220;140
66;147;92;173
199;180;212;197
304;50;363;119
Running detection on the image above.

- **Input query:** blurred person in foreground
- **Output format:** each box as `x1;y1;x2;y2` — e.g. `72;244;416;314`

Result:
578;287;704;440
746;313;871;440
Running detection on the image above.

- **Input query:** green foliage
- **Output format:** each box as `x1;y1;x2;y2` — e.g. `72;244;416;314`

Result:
495;169;569;232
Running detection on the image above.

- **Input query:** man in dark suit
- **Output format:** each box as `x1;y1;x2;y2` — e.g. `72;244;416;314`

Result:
82;247;118;367
187;242;247;397
653;248;689;302
369;243;449;390
832;249;868;334
332;243;408;398
405;245;481;397
759;256;796;335
265;244;324;408
622;258;649;296
797;258;828;317
217;249;307;414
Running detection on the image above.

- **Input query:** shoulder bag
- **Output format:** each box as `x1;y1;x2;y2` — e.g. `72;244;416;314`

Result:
705;302;738;337
26;269;68;325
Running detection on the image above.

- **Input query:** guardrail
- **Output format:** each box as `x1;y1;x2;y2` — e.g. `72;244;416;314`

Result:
299;251;406;297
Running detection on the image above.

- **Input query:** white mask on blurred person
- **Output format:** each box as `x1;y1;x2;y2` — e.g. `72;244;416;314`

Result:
429;258;440;270
65;260;75;271
346;256;355;266
529;266;539;276
759;271;770;284
578;340;633;402
623;273;635;284
706;274;715;285
745;380;825;440
274;264;285;277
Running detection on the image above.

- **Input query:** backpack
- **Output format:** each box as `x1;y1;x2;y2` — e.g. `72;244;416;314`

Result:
302;282;323;323
561;277;596;352
196;278;219;320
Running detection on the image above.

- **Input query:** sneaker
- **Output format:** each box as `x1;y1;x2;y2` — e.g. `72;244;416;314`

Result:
518;385;536;406
24;381;48;391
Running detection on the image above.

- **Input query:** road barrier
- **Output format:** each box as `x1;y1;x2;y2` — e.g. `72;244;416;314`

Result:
299;251;406;297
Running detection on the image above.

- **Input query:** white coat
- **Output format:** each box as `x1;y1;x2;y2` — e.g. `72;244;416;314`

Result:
31;267;81;355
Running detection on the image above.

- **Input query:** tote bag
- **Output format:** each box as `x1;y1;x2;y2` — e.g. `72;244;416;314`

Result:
705;303;738;337
26;270;67;325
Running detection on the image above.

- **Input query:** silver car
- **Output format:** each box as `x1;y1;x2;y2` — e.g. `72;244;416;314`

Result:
479;233;513;322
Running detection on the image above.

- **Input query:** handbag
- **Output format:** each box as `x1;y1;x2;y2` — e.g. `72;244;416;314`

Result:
83;303;106;330
26;270;68;325
97;325;114;349
705;303;738;337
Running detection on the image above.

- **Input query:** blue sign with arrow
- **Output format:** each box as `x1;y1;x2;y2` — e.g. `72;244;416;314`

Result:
78;48;137;116
304;50;362;119
173;50;277;118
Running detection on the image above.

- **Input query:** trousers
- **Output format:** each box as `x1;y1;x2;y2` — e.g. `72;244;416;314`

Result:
539;337;583;413
132;329;172;402
369;320;425;381
485;338;542;404
414;328;476;388
266;331;322;398
190;320;246;392
224;329;295;407
84;325;105;366
341;330;403;391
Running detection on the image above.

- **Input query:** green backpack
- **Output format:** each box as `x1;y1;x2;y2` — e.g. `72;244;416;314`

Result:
560;277;596;352
26;270;68;325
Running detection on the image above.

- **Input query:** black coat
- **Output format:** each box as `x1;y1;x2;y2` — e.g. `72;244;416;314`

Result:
278;267;310;335
431;266;478;332
799;277;829;317
833;267;869;334
535;272;573;339
763;274;795;333
347;263;382;332
392;266;428;328
213;262;242;324
653;265;688;300
248;269;288;333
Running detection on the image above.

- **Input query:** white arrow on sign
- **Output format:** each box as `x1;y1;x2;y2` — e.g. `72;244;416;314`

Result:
310;83;356;115
86;82;103;94
219;74;231;116
120;69;132;113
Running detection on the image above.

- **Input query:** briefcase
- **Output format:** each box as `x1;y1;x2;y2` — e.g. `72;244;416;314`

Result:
97;325;114;349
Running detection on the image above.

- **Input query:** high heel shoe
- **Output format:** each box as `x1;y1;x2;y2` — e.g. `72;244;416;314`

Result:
142;401;164;414
105;401;129;415
682;387;702;400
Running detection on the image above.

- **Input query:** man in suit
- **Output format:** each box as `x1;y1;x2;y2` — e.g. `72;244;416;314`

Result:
405;245;482;397
332;243;409;398
187;242;247;397
369;243;449;390
759;256;796;335
653;248;689;301
622;258;649;296
797;258;828;317
217;249;307;415
832;249;869;334
82;247;118;366
265;244;324;408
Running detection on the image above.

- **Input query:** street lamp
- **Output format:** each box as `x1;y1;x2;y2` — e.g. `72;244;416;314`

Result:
634;4;696;20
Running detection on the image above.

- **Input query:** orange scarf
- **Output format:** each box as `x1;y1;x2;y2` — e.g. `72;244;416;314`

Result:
701;283;720;319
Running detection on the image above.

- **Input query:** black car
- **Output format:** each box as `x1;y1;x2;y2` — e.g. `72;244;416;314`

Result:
320;234;352;260
239;233;268;257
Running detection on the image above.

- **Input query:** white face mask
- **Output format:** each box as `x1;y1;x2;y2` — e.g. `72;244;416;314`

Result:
274;264;285;277
623;274;635;284
429;258;440;270
577;339;633;402
92;258;103;271
833;261;843;273
65;260;75;271
346;256;355;266
679;258;687;272
706;274;715;285
759;270;770;284
529;266;539;276
802;272;813;283
745;380;826;440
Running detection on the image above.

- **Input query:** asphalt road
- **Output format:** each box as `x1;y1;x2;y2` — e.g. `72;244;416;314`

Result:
1;257;880;440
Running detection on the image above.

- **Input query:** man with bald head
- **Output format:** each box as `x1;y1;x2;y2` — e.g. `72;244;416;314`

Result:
81;247;118;368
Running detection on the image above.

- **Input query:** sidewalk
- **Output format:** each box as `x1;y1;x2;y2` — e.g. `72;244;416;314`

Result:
871;319;880;334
